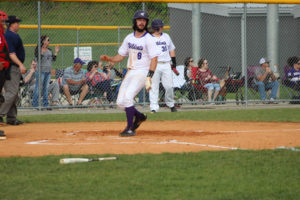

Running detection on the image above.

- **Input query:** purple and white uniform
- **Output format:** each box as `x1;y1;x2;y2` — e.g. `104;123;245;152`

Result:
150;32;176;112
117;32;159;109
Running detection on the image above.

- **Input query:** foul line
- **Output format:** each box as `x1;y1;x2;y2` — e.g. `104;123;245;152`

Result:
26;138;241;150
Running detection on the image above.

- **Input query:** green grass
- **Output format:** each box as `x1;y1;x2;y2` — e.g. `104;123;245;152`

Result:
18;108;300;123
0;150;299;200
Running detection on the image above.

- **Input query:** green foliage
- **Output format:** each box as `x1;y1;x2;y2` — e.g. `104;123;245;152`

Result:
0;150;299;199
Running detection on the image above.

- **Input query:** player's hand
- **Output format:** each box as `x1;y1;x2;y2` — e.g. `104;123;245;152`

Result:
100;55;110;62
145;77;152;92
19;63;27;74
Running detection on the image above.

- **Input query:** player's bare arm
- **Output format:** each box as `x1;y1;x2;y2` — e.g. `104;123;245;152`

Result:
100;54;125;64
145;56;158;92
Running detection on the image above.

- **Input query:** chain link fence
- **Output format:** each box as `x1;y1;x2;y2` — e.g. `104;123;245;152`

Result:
0;1;299;110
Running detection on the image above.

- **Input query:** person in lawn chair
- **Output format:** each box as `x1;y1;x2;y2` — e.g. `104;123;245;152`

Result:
255;58;279;104
194;58;221;104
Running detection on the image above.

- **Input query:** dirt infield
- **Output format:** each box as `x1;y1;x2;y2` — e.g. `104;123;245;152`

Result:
0;120;300;157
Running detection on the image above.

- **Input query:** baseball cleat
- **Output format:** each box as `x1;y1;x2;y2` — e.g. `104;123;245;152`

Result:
170;106;177;112
132;114;147;131
150;110;156;114
120;129;136;137
0;130;6;140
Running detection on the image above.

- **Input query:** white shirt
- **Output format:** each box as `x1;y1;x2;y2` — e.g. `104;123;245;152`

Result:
152;33;175;62
118;32;159;70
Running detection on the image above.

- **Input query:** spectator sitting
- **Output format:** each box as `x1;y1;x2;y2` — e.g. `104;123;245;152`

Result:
62;58;89;105
86;60;113;104
195;58;221;103
255;58;279;103
23;60;60;108
285;56;300;91
170;57;198;101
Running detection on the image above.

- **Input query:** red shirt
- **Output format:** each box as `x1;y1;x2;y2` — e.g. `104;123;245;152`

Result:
0;32;10;69
86;71;108;86
195;68;213;85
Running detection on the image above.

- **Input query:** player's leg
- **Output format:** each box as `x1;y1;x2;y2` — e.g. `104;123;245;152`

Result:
149;64;162;113
117;70;147;136
161;63;176;111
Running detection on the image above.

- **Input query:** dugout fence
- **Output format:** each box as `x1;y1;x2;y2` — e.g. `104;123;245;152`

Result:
0;1;300;110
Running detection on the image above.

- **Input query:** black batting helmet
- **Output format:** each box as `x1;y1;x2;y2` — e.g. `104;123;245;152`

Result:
132;10;149;32
151;19;164;28
133;10;149;21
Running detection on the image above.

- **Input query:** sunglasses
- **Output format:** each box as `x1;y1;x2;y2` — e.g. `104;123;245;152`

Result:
189;60;193;62
297;62;300;65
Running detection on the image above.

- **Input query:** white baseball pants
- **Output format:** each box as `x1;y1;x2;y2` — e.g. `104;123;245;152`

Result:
117;69;148;109
150;62;174;112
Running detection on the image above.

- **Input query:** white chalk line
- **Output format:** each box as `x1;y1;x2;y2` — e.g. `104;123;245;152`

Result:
274;146;300;152
26;138;240;150
207;129;300;133
25;128;300;151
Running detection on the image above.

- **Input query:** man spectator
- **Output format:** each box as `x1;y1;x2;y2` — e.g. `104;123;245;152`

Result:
62;58;89;106
255;58;279;103
22;59;60;109
0;15;26;126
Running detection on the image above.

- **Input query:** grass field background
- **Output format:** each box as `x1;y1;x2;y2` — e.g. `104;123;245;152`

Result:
0;108;299;199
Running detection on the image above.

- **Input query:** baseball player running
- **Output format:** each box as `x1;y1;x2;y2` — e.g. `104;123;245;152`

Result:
100;10;159;137
149;19;179;113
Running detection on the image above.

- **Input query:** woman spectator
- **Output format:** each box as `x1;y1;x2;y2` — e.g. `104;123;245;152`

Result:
86;61;114;104
195;58;221;103
182;57;197;101
32;35;60;108
286;56;300;91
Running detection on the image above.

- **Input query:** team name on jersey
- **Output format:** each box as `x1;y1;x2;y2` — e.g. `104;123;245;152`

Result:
128;42;143;51
156;41;166;46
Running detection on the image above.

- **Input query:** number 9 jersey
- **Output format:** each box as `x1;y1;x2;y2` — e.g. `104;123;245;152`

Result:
118;32;159;70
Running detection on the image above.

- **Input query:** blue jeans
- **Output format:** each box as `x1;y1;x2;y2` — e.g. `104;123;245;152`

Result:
32;72;50;107
255;81;279;100
204;83;221;91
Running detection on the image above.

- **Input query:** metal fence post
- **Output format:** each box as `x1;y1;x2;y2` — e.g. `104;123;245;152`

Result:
38;1;42;110
77;28;80;59
242;3;248;107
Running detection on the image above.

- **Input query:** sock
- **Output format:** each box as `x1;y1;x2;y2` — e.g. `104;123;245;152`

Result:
125;106;135;130
132;106;144;119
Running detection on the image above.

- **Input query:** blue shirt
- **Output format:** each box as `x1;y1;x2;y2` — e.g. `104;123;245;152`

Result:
5;29;25;64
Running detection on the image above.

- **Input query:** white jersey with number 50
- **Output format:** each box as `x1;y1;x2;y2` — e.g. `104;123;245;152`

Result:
118;32;159;70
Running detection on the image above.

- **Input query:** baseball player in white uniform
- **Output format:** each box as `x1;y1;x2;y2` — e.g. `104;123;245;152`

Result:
100;10;159;137
149;19;179;113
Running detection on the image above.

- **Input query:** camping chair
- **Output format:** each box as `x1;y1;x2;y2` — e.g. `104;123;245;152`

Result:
281;65;300;102
246;65;271;100
191;67;208;101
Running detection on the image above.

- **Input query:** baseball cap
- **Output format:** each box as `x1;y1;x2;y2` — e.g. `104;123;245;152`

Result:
6;15;21;25
73;57;85;65
259;57;271;65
